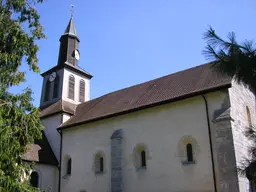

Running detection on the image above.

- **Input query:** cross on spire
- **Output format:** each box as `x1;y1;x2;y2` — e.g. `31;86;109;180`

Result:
70;4;75;17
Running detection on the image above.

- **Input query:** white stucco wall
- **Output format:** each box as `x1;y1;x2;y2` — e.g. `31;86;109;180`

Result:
41;114;62;161
63;113;72;124
62;68;90;104
33;163;59;192
60;91;228;192
229;81;256;192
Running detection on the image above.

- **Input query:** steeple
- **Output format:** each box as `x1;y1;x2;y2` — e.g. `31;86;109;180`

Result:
64;17;77;37
40;15;92;108
57;16;80;67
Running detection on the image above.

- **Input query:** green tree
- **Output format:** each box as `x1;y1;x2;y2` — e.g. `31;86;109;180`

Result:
203;27;256;182
0;0;45;191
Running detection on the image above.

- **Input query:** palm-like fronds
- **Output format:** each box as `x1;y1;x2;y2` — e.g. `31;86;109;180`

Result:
203;27;256;181
203;26;256;91
235;127;256;181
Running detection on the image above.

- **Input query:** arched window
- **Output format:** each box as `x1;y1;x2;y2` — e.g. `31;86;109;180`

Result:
186;143;193;162
246;106;252;127
44;79;50;102
53;74;59;99
30;171;39;188
95;153;104;174
79;79;85;102
133;144;148;170
68;75;75;100
141;150;146;167
67;158;72;175
100;157;104;173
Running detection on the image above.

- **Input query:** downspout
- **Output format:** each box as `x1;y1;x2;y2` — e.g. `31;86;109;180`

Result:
202;95;217;192
58;115;63;192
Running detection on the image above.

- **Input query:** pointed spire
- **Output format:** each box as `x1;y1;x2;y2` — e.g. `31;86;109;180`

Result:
64;17;77;37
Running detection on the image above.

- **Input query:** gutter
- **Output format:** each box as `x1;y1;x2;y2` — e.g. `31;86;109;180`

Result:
202;95;217;192
58;115;63;192
58;130;63;192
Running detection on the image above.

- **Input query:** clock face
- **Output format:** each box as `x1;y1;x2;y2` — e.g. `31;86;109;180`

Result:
49;72;56;82
74;49;80;60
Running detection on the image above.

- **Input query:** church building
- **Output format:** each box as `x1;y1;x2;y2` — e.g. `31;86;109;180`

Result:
22;17;255;192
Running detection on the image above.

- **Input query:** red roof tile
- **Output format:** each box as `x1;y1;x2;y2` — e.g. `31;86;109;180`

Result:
40;99;76;118
59;62;232;130
22;132;58;165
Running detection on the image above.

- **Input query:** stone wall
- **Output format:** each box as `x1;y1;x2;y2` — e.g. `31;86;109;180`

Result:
229;80;256;192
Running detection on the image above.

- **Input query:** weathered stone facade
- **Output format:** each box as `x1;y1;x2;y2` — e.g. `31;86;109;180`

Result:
229;81;256;192
213;119;240;192
111;129;124;192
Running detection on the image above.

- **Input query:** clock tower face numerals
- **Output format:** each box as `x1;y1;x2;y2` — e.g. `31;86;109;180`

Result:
49;72;56;82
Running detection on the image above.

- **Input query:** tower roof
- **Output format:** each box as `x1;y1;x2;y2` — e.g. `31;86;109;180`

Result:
64;17;77;37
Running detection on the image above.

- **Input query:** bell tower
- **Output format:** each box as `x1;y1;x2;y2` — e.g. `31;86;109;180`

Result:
58;17;80;67
40;16;93;108
39;15;93;161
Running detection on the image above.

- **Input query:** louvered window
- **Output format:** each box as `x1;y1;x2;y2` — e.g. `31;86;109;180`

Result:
68;75;75;100
79;79;85;102
44;79;50;102
53;74;59;99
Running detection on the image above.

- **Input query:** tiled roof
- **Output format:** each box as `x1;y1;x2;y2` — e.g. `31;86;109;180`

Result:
59;62;232;130
40;99;76;118
22;132;58;165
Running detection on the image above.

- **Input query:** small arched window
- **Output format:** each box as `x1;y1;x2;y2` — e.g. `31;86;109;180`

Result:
30;171;39;188
44;79;50;102
95;153;104;174
133;144;148;170
79;79;85;102
141;150;146;167
53;74;59;99
186;143;193;162
246;106;252;127
100;157;104;173
68;75;75;100
67;158;72;175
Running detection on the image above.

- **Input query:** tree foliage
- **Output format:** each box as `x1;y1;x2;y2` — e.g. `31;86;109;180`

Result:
0;0;45;191
203;27;256;181
203;26;256;91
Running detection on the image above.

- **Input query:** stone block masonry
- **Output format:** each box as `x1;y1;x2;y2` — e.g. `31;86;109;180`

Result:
111;129;124;192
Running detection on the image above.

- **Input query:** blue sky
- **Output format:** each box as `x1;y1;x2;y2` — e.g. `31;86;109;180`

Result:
12;0;256;107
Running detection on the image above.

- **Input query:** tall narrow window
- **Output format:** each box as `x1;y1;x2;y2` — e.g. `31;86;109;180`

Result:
79;79;85;102
53;74;59;99
141;150;146;167
67;158;72;175
186;143;193;162
44;79;50;102
246;106;252;127
30;171;39;188
100;157;104;173
95;153;105;174
68;75;75;100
